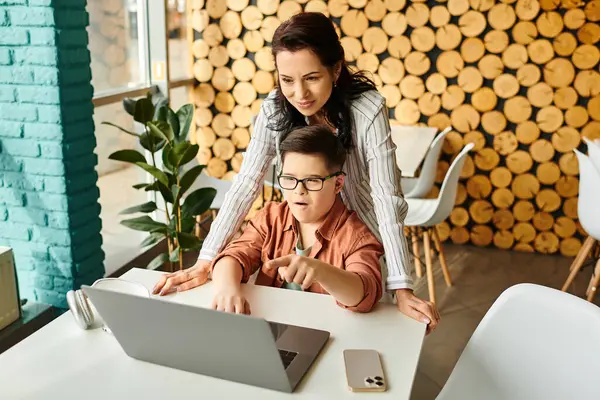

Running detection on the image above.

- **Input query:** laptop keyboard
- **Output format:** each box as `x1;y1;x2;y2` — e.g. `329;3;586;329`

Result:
278;349;298;369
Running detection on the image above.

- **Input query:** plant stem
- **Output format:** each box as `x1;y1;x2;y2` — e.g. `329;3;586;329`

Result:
176;174;183;271
167;237;174;273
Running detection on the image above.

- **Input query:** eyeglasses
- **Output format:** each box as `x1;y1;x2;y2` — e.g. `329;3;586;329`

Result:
277;171;346;191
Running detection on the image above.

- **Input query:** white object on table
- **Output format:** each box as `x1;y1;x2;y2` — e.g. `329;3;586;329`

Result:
0;268;425;400
390;125;437;178
437;283;600;400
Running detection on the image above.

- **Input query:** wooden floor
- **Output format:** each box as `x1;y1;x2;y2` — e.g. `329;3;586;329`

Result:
409;243;598;399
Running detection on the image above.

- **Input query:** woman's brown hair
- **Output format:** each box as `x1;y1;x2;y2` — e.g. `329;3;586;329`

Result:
269;12;376;149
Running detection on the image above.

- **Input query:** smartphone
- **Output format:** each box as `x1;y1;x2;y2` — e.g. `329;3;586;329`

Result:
343;349;387;392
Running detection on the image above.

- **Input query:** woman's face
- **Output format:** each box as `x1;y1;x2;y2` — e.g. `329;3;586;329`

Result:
275;48;338;117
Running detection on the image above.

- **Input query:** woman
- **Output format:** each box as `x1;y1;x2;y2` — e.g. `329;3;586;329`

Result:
153;12;440;333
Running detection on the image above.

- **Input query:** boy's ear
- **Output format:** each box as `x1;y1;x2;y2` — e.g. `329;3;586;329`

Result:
334;174;345;194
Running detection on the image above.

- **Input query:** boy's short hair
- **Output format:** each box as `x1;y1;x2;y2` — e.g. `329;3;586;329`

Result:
279;125;346;171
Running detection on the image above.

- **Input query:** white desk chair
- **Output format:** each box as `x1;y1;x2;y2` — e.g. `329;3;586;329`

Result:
402;126;452;198
583;136;600;173
437;283;600;400
562;149;600;302
404;143;474;304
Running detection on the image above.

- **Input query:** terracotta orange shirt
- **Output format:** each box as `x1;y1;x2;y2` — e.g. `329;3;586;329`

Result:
210;197;384;312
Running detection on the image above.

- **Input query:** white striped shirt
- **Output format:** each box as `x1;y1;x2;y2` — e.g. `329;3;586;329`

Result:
199;90;414;290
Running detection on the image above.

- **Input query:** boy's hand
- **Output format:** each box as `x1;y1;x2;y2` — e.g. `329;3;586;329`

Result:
265;255;324;290
152;260;211;296
211;287;251;315
395;289;440;335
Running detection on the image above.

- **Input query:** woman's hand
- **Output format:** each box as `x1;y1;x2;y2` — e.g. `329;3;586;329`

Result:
211;287;251;315
395;289;440;335
152;260;211;296
265;255;322;290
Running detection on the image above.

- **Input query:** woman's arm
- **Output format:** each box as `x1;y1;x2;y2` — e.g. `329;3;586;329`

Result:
364;105;414;291
198;101;277;262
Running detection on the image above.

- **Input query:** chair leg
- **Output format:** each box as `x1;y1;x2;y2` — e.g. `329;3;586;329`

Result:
561;236;595;291
431;230;440;259
594;241;600;260
587;258;600;302
411;227;423;278
569;235;594;271
423;230;436;304
195;215;201;238
432;227;452;287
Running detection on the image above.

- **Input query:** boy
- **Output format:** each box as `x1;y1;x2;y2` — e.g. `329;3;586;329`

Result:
210;125;384;314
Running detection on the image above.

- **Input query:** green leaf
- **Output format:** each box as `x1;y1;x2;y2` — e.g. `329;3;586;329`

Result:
167;108;180;141
161;143;175;173
171;142;190;165
169;247;180;262
141;232;165;247
147;253;169;270
139;132;155;152
158;182;174;203
177;232;202;250
180;144;199;167
181;215;196;233
132;183;149;190
172;142;199;168
182;187;217;216
153;97;169;120
168;217;177;235
121;216;168;233
167;172;177;187
101;122;139;137
177;104;194;140
134;97;155;124
144;181;160;192
155;104;168;123
147;121;174;143
120;201;158;215
179;165;205;197
122;98;136;116
135;162;169;187
109;149;146;164
172;185;181;206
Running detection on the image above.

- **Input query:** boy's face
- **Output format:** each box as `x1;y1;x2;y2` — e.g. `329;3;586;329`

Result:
279;152;344;224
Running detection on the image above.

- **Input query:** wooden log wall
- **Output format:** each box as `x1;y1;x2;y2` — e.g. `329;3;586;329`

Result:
88;0;132;90
189;0;600;254
88;0;137;177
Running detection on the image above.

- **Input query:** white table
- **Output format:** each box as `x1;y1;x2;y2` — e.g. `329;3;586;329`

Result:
0;268;425;399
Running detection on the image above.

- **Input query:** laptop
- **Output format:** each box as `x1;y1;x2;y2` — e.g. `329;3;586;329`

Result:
82;285;330;393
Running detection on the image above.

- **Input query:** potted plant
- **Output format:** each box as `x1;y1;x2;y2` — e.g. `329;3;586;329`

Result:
103;92;217;272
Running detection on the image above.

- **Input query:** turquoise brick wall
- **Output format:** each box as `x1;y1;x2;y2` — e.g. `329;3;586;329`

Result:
0;0;104;308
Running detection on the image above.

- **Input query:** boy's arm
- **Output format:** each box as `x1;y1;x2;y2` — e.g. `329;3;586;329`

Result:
312;262;368;309
334;234;384;312
210;256;250;314
210;206;271;283
265;234;383;312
